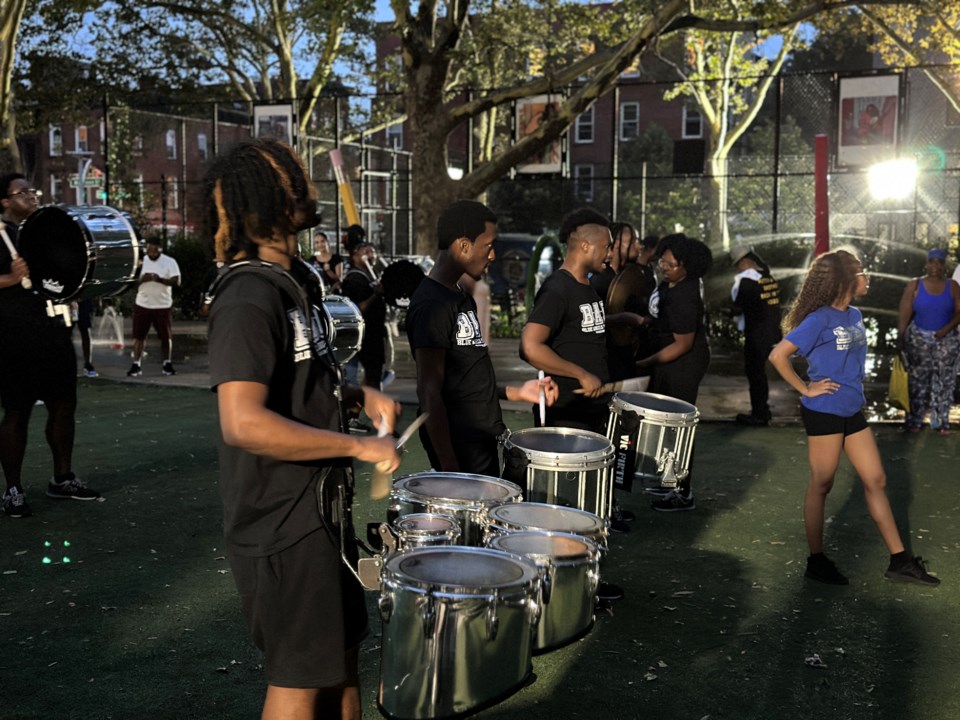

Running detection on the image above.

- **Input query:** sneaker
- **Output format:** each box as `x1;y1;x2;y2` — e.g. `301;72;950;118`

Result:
83;363;98;378
805;553;849;585
162;361;176;376
381;369;396;387
347;418;372;434
885;555;940;586
611;498;635;523
2;486;32;518
126;363;142;377
47;475;101;501
609;518;631;534
736;413;769;427
651;490;695;512
596;581;625;602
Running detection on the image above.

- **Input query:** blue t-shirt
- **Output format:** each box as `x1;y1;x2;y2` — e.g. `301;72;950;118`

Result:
785;305;867;417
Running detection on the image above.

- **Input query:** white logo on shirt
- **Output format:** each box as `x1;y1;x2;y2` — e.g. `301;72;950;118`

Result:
832;323;864;352
289;306;330;362
579;301;605;334
455;311;486;347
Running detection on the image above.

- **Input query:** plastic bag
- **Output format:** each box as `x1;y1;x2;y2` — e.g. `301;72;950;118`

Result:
888;356;910;412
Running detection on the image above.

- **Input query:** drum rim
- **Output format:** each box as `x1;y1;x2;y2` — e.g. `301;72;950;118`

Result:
393;512;461;536
383;546;541;591
612;391;699;422
391;473;523;504
487;530;599;563
505;427;615;466
486;501;606;533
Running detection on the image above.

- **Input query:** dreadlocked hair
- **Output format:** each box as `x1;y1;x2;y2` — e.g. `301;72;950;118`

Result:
609;221;637;268
204;139;316;263
783;249;861;333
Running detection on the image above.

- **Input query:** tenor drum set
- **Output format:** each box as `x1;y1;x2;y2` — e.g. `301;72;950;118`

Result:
369;391;700;720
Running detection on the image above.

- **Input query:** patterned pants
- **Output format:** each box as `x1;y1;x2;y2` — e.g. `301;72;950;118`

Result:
904;323;960;429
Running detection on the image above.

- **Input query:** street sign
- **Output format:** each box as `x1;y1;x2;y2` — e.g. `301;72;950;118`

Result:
69;176;103;188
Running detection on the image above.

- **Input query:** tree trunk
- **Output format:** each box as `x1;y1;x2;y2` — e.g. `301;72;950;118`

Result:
707;152;730;250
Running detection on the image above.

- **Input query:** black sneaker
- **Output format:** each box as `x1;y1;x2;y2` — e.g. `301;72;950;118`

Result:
611;498;635;523
126;363;142;377
162;361;176;376
805;553;849;585
47;476;102;501
609;518;631;534
596;581;625;601
652;491;695;512
885;556;940;586
736;413;769;427
2;486;32;518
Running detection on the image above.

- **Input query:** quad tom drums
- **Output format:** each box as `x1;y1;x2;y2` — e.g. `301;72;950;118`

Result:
607;391;699;491
377;546;540;719
381;512;461;554
389;472;523;546
484;501;608;552
16;205;141;302
501;427;614;520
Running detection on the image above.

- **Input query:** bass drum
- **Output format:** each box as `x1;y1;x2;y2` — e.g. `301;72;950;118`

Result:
17;205;141;302
380;258;425;309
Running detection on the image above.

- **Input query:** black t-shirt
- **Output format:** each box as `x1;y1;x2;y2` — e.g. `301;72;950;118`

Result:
0;220;54;331
526;269;609;400
208;268;344;557
588;266;615;306
652;276;708;349
309;253;343;289
733;271;782;345
341;266;387;362
406;277;503;435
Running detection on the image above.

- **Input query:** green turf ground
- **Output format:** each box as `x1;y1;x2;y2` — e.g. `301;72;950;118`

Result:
2;382;957;719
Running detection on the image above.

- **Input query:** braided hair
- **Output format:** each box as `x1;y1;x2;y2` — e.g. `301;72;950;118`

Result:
609;221;637;269
204;139;317;263
783;249;861;333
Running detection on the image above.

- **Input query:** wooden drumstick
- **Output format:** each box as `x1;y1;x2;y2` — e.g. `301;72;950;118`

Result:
370;412;392;501
573;376;650;395
538;370;546;425
0;226;32;290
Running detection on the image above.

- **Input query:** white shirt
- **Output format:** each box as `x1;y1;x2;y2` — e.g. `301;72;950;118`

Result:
952;264;960;287
135;253;181;309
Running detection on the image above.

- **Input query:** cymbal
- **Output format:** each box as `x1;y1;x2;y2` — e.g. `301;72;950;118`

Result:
605;263;651;346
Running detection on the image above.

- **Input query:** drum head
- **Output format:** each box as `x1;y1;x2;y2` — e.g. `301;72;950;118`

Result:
488;502;604;534
614;391;698;422
394;513;460;535
507;428;612;464
386;547;538;589
381;259;425;309
393;473;522;504
488;531;596;561
18;206;90;301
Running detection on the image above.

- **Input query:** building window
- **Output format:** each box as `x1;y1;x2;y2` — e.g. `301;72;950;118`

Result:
135;175;144;209
75;126;89;153
166;129;177;159
575;106;595;144
133;135;144;156
49;176;64;203
386;123;403;149
574;164;594;201
49;126;63;157
682;106;703;139
197;133;208;161
169;177;179;210
620;102;640;141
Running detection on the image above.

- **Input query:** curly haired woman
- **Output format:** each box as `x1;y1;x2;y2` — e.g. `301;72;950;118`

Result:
768;249;939;587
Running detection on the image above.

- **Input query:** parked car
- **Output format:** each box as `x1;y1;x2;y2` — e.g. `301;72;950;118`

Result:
487;233;563;313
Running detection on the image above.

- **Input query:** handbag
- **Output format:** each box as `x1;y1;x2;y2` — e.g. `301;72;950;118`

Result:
888;355;910;412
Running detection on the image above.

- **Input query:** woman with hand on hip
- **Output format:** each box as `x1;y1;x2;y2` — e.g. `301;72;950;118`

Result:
896;247;960;434
768;249;939;587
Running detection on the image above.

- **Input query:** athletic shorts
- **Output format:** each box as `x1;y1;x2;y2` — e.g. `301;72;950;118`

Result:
801;406;869;437
228;527;369;689
0;325;77;409
131;305;173;342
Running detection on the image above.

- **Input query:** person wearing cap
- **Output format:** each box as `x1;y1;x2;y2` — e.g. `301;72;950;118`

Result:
896;247;960;434
730;244;782;426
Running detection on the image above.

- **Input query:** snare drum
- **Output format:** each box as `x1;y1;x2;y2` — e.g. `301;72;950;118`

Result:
487;531;599;652
501;427;615;519
389;473;523;546
607;391;699;491
390;513;461;551
17;205;141;302
485;501;608;552
321;295;364;364
378;547;540;719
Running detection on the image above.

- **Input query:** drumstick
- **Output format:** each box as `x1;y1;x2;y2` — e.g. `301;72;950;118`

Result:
538;370;546;426
573;376;650;395
370;412;392;501
0;226;32;290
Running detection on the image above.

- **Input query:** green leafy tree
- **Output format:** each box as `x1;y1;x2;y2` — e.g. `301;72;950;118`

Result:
0;0;31;170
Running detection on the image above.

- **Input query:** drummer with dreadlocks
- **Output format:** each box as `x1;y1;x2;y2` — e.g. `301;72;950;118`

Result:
205;139;401;720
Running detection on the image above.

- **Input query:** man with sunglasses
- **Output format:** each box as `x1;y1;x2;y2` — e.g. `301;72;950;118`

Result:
0;173;100;518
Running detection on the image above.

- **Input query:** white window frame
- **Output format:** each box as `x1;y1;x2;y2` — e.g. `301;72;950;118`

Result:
574;164;594;201
197;132;208;161
75;126;89;153
682;106;704;139
49;125;63;157
135;175;145;209
386;123;403;149
620;102;640;141
169;177;179;210
133;135;144;156
575;106;595;144
49;175;63;203
166;129;177;159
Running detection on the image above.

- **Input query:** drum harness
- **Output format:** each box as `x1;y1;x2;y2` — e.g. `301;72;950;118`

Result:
206;259;382;588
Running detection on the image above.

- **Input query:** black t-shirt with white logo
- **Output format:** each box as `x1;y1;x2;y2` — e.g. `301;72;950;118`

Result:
406;277;503;436
526;269;609;429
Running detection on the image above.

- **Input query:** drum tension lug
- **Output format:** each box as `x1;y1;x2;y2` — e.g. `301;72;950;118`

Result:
486;595;500;641
419;594;436;639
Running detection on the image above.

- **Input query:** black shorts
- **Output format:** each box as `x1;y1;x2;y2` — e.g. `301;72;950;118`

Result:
131;305;173;341
76;299;94;331
228;527;369;688
801;406;869;437
0;325;77;410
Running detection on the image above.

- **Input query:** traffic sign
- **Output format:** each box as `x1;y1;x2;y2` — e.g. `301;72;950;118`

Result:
69;176;103;188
